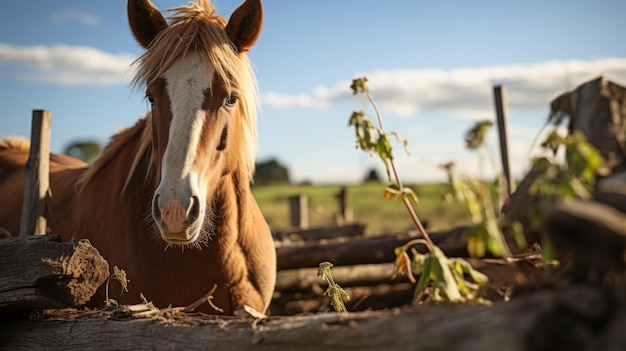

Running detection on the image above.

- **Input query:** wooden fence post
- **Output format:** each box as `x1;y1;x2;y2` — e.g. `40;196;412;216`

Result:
288;194;309;229
493;86;515;207
335;187;353;224
19;110;51;237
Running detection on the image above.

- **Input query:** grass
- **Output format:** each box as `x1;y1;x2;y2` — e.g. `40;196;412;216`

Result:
252;182;473;236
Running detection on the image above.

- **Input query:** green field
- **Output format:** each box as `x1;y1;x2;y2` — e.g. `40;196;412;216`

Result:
252;182;473;236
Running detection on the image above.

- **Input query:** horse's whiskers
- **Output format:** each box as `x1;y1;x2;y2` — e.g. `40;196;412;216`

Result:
161;207;215;252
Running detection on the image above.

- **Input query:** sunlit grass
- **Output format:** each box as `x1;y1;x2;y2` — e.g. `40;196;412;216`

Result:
252;182;472;236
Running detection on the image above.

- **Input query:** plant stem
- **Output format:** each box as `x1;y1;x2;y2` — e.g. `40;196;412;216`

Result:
365;90;385;131
366;91;436;253
105;277;110;305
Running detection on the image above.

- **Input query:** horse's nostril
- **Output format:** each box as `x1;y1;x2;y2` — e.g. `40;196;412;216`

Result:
188;196;200;224
153;195;162;221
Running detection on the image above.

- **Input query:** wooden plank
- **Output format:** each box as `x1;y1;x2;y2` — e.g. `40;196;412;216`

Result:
1;285;622;350
0;235;109;310
274;223;366;242
275;262;407;293
275;227;469;271
19;110;52;236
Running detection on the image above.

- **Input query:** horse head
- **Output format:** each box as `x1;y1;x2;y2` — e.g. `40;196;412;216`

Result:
128;0;262;245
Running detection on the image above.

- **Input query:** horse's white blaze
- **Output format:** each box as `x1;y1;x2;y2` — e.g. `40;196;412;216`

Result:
155;53;214;238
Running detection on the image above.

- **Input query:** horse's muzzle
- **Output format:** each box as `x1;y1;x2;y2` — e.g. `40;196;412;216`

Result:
152;195;201;242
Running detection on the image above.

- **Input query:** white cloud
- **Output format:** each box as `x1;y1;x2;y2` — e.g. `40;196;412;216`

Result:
263;58;626;120
50;9;100;27
0;43;135;86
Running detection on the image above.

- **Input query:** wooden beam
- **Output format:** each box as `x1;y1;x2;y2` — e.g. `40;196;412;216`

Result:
275;227;469;271
19;110;52;236
1;285;622;350
274;223;366;242
275;262;407;293
0;235;109;310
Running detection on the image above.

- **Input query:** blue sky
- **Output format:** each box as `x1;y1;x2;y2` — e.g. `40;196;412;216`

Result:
1;0;625;183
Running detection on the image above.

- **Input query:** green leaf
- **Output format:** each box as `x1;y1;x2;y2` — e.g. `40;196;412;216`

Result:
401;188;420;207
383;184;401;200
508;220;527;250
414;255;433;298
375;134;393;160
432;248;463;302
389;131;411;155
541;237;555;260
465;120;493;150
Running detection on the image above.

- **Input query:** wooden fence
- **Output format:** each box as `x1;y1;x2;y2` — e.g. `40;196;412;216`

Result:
3;78;626;349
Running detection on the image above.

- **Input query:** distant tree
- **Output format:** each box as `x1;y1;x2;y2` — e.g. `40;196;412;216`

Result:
254;158;290;185
64;140;102;164
363;167;381;183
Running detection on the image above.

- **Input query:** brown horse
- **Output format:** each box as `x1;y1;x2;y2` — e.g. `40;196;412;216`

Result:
0;0;276;315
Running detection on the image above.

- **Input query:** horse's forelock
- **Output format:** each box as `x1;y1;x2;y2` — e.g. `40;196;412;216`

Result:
131;0;258;180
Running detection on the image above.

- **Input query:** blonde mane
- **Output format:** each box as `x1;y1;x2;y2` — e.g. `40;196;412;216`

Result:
76;115;153;194
0;137;30;151
132;0;259;180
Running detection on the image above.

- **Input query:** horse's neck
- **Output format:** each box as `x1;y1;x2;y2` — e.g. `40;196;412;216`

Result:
210;166;264;250
212;165;276;310
213;167;247;229
67;120;156;239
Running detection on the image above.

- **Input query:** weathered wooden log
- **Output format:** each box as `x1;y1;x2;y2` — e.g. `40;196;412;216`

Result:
1;284;624;350
0;234;109;310
501;165;543;244
273;254;540;313
275;227;469;271
503;77;626;244
554;76;626;173
542;197;626;276
271;283;415;315
276;263;407;293
274;223;366;242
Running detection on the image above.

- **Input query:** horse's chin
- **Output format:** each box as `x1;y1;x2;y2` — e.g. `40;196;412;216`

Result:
160;229;201;244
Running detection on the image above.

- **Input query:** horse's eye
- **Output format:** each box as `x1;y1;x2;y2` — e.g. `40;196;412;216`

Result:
146;91;155;105
224;93;239;109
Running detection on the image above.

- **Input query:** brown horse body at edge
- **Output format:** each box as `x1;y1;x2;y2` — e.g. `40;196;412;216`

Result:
0;0;276;315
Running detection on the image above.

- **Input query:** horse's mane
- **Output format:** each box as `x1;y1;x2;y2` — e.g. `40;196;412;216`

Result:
0;137;30;151
76;114;153;194
131;0;259;180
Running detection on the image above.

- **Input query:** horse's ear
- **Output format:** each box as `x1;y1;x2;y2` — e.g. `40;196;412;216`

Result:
128;0;167;48
225;0;263;53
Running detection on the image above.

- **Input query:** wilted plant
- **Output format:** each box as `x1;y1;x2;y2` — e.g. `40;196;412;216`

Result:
140;293;158;311
530;130;604;202
317;261;350;312
441;121;526;258
350;77;488;305
104;266;130;307
349;77;432;251
527;130;605;260
392;239;489;304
